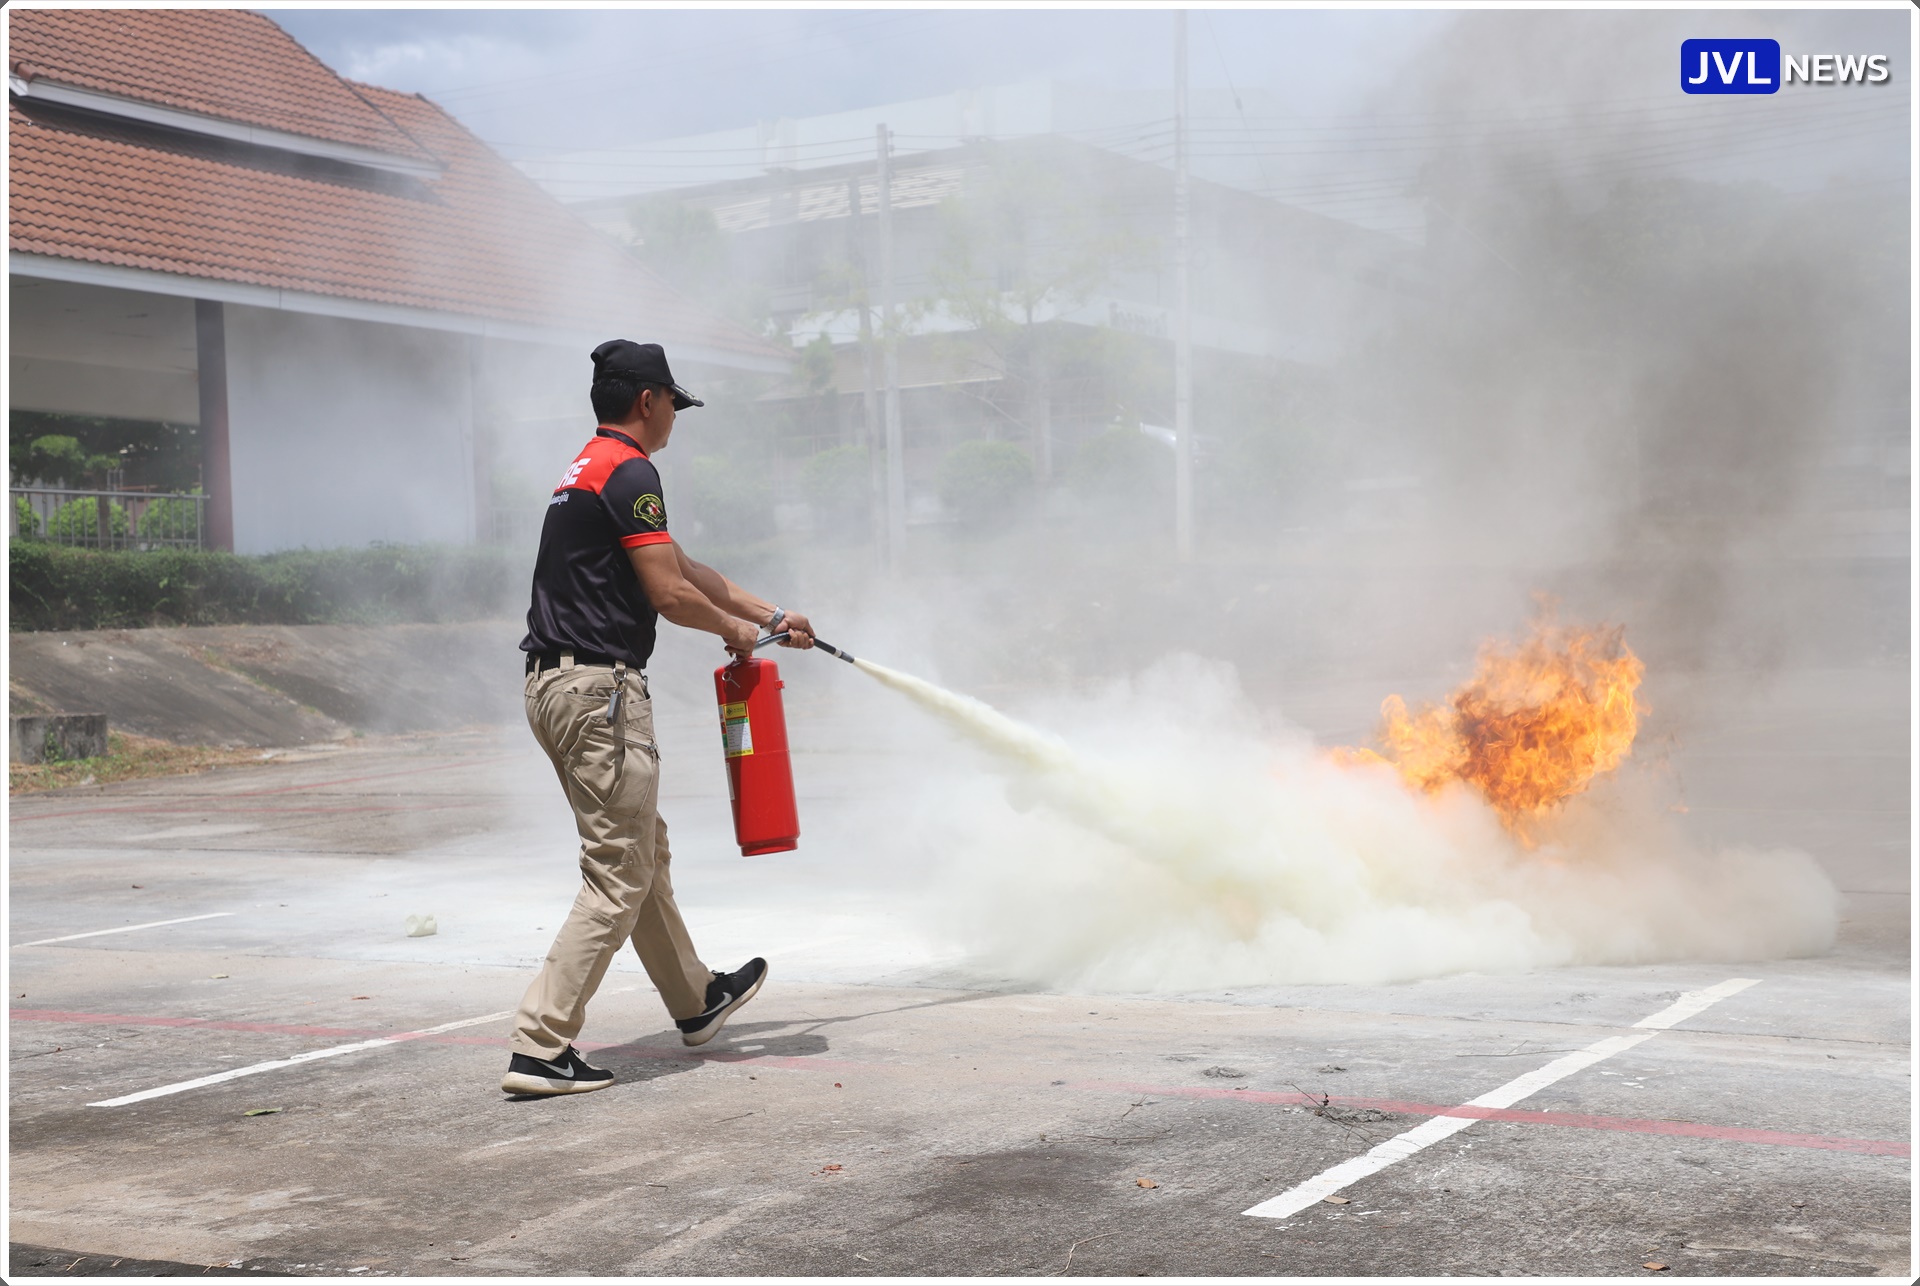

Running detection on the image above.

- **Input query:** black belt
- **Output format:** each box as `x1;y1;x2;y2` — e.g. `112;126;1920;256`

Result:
525;648;623;674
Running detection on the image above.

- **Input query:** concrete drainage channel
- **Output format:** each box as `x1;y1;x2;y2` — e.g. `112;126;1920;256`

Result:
8;712;109;764
7;622;528;750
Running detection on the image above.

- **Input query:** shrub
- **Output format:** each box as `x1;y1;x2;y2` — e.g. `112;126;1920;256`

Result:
936;439;1034;527
136;495;203;542
801;444;871;536
45;497;130;543
14;495;40;538
685;455;776;542
1206;407;1339;530
1069;424;1167;506
8;543;520;632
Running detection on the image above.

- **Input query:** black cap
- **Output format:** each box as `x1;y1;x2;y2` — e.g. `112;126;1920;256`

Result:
590;339;704;410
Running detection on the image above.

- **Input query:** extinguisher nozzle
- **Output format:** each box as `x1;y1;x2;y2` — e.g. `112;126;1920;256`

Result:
812;639;856;664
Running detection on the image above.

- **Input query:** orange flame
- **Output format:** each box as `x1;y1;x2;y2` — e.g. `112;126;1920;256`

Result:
1350;616;1645;842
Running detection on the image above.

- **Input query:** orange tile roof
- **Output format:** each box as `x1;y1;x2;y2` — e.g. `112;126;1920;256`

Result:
7;13;784;365
10;8;433;162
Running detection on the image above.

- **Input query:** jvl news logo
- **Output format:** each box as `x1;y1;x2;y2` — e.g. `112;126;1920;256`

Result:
1681;38;1890;94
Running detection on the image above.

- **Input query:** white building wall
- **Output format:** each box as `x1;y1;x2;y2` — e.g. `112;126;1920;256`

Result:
224;305;475;554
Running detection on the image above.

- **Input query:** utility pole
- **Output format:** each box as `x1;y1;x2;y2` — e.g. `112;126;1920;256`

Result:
849;174;885;566
1172;11;1195;562
876;123;907;574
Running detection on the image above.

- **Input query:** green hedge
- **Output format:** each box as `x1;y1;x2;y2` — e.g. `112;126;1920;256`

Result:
937;440;1034;527
9;543;522;632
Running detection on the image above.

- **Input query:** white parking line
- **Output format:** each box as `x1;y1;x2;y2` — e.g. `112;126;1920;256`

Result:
14;912;235;948
1243;978;1760;1219
88;1010;513;1107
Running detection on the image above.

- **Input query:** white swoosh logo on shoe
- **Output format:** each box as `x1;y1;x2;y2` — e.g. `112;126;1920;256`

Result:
545;1060;577;1079
710;992;733;1015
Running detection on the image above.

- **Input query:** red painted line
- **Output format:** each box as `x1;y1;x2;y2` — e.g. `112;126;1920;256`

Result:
213;753;520;798
11;754;517;821
13;1009;405;1040
14;802;479;822
1073;1081;1910;1158
11;802;475;823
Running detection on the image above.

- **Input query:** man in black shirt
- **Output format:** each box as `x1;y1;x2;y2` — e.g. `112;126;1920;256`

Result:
504;340;814;1097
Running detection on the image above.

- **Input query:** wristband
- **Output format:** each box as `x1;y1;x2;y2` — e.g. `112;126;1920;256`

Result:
766;607;786;631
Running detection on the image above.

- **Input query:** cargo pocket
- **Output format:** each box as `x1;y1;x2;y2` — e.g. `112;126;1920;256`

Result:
623;735;661;826
617;687;660;821
619;685;658;750
555;685;627;812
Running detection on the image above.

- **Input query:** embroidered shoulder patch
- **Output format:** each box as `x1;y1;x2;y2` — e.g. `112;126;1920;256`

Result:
633;493;666;528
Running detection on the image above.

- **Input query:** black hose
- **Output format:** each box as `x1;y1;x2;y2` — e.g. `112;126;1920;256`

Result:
751;631;856;664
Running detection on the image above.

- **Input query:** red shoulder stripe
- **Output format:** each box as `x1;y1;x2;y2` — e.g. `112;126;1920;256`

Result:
552;434;645;496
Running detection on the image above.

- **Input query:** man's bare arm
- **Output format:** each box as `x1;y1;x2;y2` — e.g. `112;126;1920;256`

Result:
629;544;758;652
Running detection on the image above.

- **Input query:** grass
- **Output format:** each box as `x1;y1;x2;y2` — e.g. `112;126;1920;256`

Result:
8;730;276;795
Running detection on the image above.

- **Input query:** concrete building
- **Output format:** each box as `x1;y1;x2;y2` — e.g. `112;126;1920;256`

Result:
8;9;785;554
522;84;1417;530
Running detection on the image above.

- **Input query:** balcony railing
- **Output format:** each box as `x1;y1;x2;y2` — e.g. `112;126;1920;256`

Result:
10;487;206;551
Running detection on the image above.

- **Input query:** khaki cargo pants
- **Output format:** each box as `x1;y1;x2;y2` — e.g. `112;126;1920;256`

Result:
510;656;711;1058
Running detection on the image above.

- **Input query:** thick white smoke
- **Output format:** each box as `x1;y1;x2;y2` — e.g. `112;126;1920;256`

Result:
861;654;1839;992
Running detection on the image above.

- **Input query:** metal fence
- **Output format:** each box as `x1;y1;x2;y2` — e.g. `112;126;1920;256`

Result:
10;487;206;551
489;505;545;549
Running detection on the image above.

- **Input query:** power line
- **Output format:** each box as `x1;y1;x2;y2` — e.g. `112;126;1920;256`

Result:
486;135;882;158
518;149;888;173
480;85;1903;173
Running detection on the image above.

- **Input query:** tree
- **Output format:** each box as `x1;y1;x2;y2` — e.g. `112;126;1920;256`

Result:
922;141;1154;482
625;196;769;333
9;411;199;490
17;435;118;488
801;443;870;537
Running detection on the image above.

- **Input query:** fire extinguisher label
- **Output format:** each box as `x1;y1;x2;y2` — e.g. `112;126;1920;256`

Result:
721;702;753;757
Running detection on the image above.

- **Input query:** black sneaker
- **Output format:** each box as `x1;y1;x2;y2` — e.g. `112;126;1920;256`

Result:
676;958;769;1047
500;1045;614;1096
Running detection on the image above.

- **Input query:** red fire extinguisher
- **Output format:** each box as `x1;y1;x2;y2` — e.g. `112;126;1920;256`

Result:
714;654;799;855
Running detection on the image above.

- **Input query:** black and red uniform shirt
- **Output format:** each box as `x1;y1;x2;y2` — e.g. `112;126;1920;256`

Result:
521;427;674;667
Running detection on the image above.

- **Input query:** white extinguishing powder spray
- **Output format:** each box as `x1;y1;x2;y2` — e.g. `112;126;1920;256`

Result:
855;659;1072;774
842;651;1840;993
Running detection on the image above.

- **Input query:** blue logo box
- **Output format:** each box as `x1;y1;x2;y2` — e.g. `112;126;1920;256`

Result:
1681;39;1781;94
